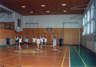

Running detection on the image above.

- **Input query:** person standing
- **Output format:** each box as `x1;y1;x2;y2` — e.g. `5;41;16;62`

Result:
18;36;22;50
40;36;43;48
52;37;56;49
32;36;36;46
6;37;10;48
15;36;19;48
44;37;47;46
36;37;40;49
59;38;63;48
24;37;29;48
42;37;45;45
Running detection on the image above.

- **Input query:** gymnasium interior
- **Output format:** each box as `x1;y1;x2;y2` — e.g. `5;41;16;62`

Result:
0;0;96;67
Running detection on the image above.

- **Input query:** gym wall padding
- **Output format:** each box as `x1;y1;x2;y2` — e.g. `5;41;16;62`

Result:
21;28;81;45
0;29;16;45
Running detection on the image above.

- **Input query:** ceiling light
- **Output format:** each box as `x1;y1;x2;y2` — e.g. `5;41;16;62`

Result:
63;10;67;12
30;11;34;14
41;4;46;7
61;3;67;6
21;5;26;8
45;10;50;13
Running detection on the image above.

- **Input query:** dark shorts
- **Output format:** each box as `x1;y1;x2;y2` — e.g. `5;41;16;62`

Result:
25;42;28;44
16;40;18;43
7;42;10;45
43;42;45;45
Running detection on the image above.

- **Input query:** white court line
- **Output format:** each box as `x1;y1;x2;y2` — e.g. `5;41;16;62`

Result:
69;48;71;67
60;48;67;67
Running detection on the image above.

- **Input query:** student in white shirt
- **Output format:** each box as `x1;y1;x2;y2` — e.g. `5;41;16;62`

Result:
42;37;45;45
32;37;36;46
52;37;57;50
15;36;19;48
40;36;43;48
18;36;22;50
36;37;40;49
44;37;47;46
24;37;29;48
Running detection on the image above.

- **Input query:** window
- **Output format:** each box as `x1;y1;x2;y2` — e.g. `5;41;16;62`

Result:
91;5;94;19
93;20;95;33
83;18;85;26
85;14;87;25
91;20;94;33
87;10;90;22
82;2;96;35
87;23;90;34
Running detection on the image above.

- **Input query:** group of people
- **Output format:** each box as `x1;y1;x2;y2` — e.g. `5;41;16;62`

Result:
15;36;63;50
15;36;22;49
15;36;47;50
52;37;63;49
32;36;47;49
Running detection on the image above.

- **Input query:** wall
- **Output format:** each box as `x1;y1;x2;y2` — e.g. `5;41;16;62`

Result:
0;5;23;46
0;5;23;32
82;0;96;53
21;14;82;45
21;28;81;45
22;15;82;28
0;5;83;45
0;5;14;22
12;11;23;32
0;28;16;45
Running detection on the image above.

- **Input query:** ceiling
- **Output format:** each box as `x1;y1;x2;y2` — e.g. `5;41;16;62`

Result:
0;0;89;15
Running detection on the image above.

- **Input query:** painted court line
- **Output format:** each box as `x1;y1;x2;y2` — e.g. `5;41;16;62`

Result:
60;48;67;67
74;47;87;67
69;48;71;67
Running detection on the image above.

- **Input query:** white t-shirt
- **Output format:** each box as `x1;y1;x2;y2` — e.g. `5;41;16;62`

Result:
36;38;40;44
44;38;47;43
42;37;47;42
53;38;56;46
19;38;22;43
15;37;19;41
32;38;36;43
40;38;43;43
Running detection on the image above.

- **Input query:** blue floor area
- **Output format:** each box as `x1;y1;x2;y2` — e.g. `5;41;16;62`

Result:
70;46;96;67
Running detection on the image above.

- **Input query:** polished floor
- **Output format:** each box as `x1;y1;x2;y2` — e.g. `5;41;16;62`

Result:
70;46;96;67
0;45;96;67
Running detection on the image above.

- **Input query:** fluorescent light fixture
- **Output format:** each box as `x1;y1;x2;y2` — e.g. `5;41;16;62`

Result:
61;3;67;6
30;11;34;14
63;10;67;12
21;5;26;8
45;10;50;13
41;4;46;7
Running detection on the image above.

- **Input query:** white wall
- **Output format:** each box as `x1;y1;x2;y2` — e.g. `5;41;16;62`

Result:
0;5;14;22
0;5;23;32
0;13;14;22
22;15;83;28
13;12;23;32
0;5;83;31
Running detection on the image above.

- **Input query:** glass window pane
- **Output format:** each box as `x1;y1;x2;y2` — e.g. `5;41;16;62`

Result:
91;20;93;33
91;5;94;19
88;23;90;34
87;10;90;22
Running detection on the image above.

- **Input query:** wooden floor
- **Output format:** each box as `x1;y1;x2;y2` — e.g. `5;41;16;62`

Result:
0;46;69;67
0;45;96;67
